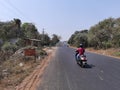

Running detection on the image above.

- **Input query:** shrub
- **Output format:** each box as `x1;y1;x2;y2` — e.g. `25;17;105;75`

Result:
38;49;47;56
2;42;18;52
102;42;112;49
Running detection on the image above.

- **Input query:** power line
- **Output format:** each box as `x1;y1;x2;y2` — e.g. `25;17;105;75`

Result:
0;0;42;32
6;0;33;21
4;0;43;30
1;0;33;22
0;0;21;19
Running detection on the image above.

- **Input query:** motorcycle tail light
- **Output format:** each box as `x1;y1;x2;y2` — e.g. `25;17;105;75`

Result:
81;57;84;60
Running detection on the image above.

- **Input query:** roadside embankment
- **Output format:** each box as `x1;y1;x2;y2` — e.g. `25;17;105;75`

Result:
86;48;120;59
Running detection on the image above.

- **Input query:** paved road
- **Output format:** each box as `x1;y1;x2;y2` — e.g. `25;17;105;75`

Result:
37;46;120;90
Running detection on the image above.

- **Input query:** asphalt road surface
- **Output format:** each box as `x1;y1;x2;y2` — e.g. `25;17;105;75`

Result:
37;46;120;90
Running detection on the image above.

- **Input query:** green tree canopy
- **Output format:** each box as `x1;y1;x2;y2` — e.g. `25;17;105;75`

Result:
51;34;60;46
21;23;39;39
69;17;120;49
68;30;88;47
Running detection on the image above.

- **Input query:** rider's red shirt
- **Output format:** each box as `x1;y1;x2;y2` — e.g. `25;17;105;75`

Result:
76;48;85;55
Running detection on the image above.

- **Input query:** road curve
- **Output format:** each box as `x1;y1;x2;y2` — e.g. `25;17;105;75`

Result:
37;46;120;90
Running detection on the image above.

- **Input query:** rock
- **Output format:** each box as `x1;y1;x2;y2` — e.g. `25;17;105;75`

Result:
19;63;23;67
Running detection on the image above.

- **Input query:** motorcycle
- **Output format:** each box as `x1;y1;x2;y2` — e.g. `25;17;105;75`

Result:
75;52;87;68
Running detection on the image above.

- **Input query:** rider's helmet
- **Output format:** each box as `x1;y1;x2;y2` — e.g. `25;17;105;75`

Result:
79;43;83;48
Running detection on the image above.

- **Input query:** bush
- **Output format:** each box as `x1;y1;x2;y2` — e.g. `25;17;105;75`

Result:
16;38;25;48
102;42;112;49
113;52;120;56
2;42;18;52
38;49;47;56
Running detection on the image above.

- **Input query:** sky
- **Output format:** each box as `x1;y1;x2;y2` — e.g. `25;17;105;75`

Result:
0;0;120;41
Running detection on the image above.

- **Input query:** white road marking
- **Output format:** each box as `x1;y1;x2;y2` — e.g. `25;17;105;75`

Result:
98;75;104;80
65;72;72;90
101;70;104;73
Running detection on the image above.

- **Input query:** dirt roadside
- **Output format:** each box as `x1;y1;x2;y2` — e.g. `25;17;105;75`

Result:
86;48;120;59
15;47;57;90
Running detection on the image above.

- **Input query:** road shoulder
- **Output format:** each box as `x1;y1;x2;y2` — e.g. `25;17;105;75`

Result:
15;47;57;90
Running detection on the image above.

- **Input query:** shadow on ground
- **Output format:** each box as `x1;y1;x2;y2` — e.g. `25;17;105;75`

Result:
77;64;95;69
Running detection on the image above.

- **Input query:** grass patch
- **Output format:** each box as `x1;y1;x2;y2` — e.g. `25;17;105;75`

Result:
113;51;120;56
0;47;48;89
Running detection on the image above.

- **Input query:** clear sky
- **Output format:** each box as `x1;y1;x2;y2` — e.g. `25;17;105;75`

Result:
0;0;120;41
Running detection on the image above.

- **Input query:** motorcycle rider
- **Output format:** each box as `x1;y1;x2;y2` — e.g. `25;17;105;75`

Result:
75;44;85;63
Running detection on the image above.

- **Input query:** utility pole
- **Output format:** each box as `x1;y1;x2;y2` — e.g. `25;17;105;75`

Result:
42;28;45;45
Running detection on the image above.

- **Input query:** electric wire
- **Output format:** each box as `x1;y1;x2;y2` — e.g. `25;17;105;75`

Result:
0;0;33;22
0;0;22;20
0;0;42;32
4;0;33;22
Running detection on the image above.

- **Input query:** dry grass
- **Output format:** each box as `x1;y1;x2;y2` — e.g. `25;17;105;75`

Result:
0;47;56;90
0;47;49;90
86;48;120;58
0;58;40;90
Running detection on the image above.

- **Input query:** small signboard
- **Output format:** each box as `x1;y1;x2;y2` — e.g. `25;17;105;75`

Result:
24;49;36;56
